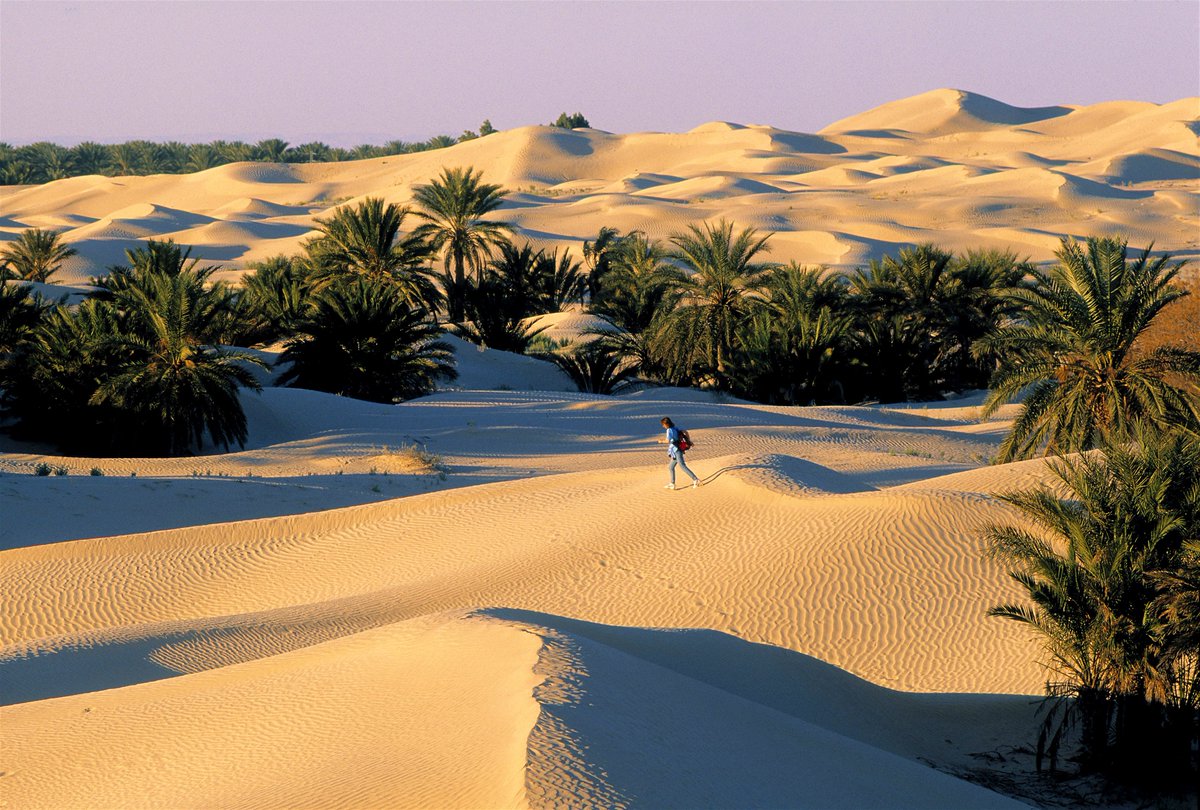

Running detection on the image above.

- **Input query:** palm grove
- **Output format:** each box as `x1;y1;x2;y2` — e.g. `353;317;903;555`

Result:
0;112;588;185
2;165;1199;790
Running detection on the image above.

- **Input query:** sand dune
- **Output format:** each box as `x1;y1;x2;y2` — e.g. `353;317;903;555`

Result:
0;362;1050;807
0;447;1039;694
821;89;1072;134
2;609;1034;809
4;86;1195;808
3;88;1196;286
2;613;543;810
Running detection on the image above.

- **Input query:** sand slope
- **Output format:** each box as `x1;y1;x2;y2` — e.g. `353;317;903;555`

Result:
3;88;1196;285
2;614;543;810
5;87;1177;806
2;610;1033;810
0;375;1054;807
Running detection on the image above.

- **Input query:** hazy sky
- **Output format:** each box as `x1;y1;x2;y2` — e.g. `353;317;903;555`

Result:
2;0;1197;146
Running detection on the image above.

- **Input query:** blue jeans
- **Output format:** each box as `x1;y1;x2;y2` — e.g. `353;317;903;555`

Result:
668;454;699;485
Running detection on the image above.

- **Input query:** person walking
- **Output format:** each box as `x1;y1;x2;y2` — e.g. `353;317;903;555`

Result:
659;417;700;489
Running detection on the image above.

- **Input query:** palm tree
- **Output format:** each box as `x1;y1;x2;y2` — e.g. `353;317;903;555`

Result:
939;248;1031;391
484;241;539;315
847;244;958;400
106;142;142;176
98;240;217;289
1;298;131;452
766;262;849;314
663;219;772;387
211;140;253;164
1;158;36;185
6;241;261;455
350;143;384;160
69;142;112;176
1152;539;1200;693
0;264;52;383
290;142;331;163
96;240;236;345
590;326;678;386
425;135;456;150
540;341;639;394
238;256;317;344
305;197;439;312
591;233;682;334
92;273;265;455
26;142;73;181
277;278;455;402
454;276;549;354
986;430;1200;775
582;226;630;303
186;144;222;173
412;166;512;320
978;236;1200;462
1;228;77;283
730;267;852;405
533;248;586;312
159;141;189;173
127;140;169;174
253;139;291;162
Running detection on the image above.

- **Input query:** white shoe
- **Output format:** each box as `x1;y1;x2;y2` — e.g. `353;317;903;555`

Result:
664;484;675;490
692;480;700;489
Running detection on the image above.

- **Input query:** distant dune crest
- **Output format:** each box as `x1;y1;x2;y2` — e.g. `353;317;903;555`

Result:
821;88;1074;134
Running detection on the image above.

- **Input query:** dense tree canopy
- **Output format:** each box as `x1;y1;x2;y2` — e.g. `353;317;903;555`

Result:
276;277;456;403
1;214;1194;477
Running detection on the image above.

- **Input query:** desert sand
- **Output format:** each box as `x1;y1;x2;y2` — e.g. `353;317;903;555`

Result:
1;88;1197;286
2;364;1040;809
2;89;1198;808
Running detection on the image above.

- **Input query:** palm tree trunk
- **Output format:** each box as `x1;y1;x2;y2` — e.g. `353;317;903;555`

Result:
450;246;466;322
1078;687;1112;773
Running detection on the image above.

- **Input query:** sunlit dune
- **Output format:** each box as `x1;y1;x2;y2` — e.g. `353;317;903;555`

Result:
2;87;1197;808
3;89;1196;284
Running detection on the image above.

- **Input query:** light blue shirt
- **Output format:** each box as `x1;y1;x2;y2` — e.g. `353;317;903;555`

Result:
665;426;682;458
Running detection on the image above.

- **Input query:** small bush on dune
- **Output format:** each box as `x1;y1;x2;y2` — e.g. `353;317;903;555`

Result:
391;442;448;477
550;112;590;129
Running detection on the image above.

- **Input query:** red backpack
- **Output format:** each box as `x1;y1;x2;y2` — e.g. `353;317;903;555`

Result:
677;429;693;452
